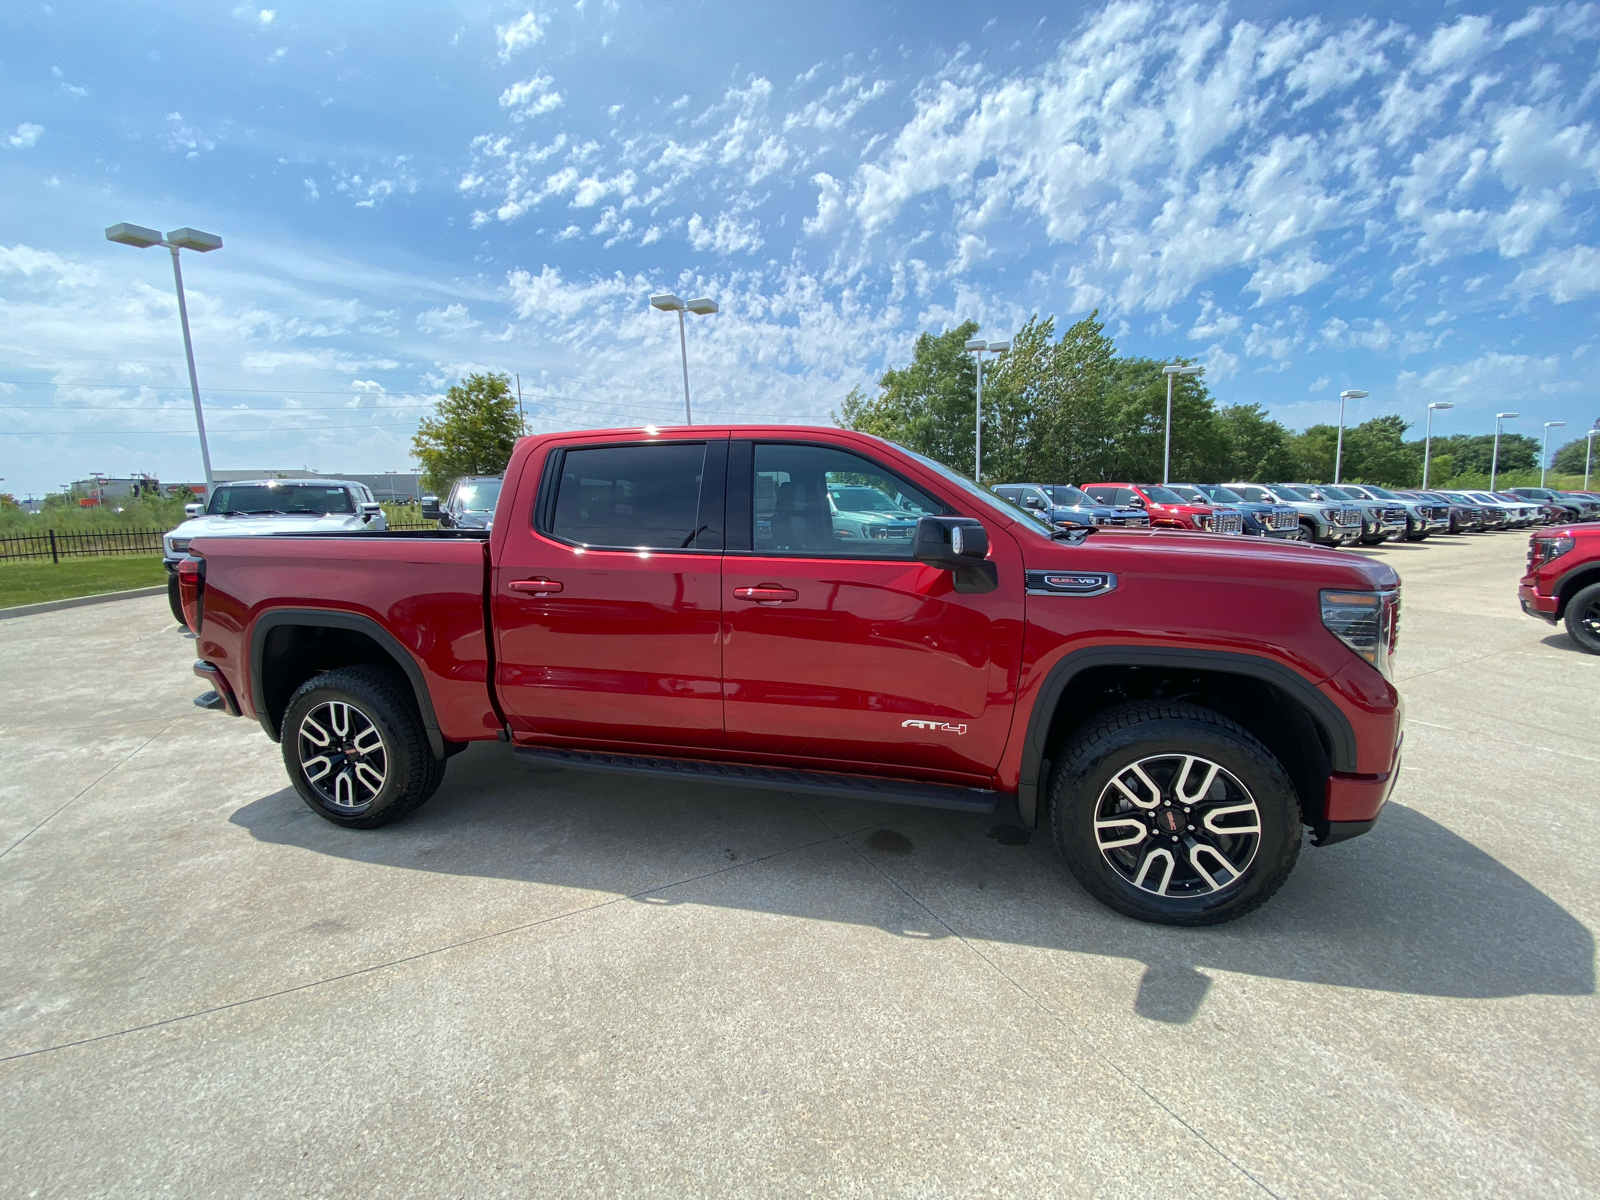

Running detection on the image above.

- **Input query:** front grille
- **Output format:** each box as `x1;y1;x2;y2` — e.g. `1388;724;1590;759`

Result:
1209;512;1243;534
1383;507;1406;522
1265;510;1297;530
1336;508;1362;527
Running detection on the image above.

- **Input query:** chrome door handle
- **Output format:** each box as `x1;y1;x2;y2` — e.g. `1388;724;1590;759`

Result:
509;578;563;594
733;585;799;605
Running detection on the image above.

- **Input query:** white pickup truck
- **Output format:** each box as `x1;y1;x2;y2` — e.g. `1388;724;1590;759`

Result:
163;479;386;626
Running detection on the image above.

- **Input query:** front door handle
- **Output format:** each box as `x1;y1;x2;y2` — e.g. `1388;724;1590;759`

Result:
733;585;799;605
509;578;563;594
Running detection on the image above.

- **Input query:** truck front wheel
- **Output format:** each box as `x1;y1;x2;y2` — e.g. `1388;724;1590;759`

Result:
1564;582;1600;654
167;573;188;629
1047;702;1303;926
281;665;445;828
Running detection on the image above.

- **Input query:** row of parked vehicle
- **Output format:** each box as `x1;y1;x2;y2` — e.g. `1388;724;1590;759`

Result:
991;480;1600;547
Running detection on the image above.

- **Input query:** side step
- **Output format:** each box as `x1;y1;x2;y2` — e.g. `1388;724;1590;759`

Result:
194;690;226;712
513;745;1003;814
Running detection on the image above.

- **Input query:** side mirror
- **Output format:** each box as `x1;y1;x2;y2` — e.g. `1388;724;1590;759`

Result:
185;503;204;517
421;496;442;521
1023;496;1045;510
912;517;998;593
360;501;382;521
1127;497;1146;508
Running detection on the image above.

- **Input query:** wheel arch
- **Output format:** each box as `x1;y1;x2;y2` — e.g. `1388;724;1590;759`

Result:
1554;564;1600;618
250;608;446;759
1016;647;1355;834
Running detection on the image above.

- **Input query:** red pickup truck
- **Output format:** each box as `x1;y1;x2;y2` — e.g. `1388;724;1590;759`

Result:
180;425;1404;926
1081;482;1241;534
1519;524;1600;653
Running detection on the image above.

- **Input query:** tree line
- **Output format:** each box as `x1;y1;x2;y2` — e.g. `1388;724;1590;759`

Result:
834;314;1572;489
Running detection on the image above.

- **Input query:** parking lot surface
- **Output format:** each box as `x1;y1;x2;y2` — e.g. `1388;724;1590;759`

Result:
1;531;1595;1198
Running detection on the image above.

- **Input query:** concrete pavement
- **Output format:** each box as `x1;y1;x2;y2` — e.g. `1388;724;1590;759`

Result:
1;529;1595;1197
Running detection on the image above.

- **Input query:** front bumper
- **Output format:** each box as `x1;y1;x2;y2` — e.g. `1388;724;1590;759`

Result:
1518;583;1560;623
1317;733;1403;845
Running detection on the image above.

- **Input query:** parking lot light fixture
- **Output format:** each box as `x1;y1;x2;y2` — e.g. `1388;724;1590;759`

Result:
1333;389;1368;484
965;337;1012;483
1491;412;1520;491
650;292;716;424
105;222;223;495
1422;401;1454;490
1161;363;1205;485
1541;421;1567;487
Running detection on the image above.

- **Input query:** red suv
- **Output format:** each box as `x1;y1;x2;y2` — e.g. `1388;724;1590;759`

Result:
1519;524;1600;653
1082;483;1240;534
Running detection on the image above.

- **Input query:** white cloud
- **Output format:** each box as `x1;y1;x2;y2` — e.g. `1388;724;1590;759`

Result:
500;74;564;118
416;304;481;334
1511;245;1600;303
1418;14;1494;75
686;211;763;255
6;123;43;150
1189;294;1241;340
497;11;545;61
258;8;275;25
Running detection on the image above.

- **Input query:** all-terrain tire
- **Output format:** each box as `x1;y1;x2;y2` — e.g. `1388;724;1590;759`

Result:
1047;701;1303;926
281;665;445;828
1564;581;1600;655
1299;518;1324;545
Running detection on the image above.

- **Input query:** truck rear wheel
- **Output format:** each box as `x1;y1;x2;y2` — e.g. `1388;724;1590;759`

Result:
167;574;188;629
1564;582;1600;655
281;665;445;828
1047;702;1302;926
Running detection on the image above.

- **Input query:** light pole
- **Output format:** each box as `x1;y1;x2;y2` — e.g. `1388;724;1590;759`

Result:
1490;412;1520;491
1422;401;1454;489
963;336;1011;483
649;292;718;424
105;223;222;496
1160;363;1205;485
1541;421;1567;487
1333;389;1368;484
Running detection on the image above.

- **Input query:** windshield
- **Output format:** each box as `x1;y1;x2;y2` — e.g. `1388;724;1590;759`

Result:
901;448;1053;536
454;479;502;513
1359;485;1399;499
828;485;908;514
1319;486;1360;500
1139;485;1187;505
1200;485;1246;503
1043;485;1093;507
1166;485;1206;503
1230;485;1274;502
1274;485;1316;501
208;484;354;515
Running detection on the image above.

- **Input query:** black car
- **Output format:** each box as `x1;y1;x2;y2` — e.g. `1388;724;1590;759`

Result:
991;483;1151;530
1168;483;1301;539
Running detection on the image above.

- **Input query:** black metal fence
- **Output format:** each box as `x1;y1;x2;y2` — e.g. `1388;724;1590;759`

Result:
0;529;166;564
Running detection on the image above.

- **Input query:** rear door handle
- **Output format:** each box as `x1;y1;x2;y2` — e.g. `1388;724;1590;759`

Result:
733;585;799;605
509;578;563;594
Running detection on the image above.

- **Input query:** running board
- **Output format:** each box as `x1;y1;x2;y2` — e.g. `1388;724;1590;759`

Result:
513;745;1003;813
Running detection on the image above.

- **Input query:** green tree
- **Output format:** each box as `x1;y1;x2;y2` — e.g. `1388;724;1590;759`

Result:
1102;357;1227;482
1214;404;1300;482
1552;432;1598;475
1287;425;1338;482
1403;432;1538;476
836;322;981;475
412;372;522;496
1339;415;1421;486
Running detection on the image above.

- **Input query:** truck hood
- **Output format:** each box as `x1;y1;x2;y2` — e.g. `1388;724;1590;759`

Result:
167;512;368;543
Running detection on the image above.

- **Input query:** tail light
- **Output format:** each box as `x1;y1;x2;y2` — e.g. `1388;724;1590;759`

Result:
1320;588;1400;679
177;555;205;632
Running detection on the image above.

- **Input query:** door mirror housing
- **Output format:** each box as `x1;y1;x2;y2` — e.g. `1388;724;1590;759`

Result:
912;517;998;593
359;501;382;521
420;496;442;521
1127;496;1146;508
184;503;204;517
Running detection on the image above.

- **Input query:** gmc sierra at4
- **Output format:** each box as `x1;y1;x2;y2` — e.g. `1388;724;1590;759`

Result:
179;425;1404;926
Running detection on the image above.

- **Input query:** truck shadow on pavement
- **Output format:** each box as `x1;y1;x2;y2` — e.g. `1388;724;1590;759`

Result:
232;744;1594;1025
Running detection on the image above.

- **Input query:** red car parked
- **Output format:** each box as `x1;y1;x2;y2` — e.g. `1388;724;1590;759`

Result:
180;425;1403;926
1519;523;1600;653
1081;482;1243;534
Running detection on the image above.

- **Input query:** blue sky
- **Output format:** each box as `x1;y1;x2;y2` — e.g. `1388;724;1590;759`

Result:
3;0;1600;498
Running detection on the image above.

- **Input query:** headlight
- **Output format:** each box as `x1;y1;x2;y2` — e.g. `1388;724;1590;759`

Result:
168;537;192;553
1530;535;1574;566
1321;589;1400;679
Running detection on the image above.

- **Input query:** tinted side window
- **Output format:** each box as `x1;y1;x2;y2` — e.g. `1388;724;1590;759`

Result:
751;444;945;558
550;443;708;550
1083;486;1115;504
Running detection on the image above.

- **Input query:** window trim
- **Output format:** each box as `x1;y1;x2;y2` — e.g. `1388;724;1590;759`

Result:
728;438;952;561
534;438;726;555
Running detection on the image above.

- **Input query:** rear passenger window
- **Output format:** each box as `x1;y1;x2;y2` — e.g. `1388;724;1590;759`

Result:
752;444;945;558
550;443;708;550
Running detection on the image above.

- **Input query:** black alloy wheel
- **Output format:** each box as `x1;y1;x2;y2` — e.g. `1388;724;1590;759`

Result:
1048;702;1302;926
1565;582;1600;655
281;665;445;828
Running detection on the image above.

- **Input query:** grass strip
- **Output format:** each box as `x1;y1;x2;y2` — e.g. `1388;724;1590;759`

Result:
0;556;168;609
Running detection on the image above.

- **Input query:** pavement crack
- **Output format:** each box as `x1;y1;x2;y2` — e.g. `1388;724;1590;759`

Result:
0;829;845;1065
0;715;186;864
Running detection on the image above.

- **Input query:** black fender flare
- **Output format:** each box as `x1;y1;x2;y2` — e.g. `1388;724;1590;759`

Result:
249;607;446;759
1015;646;1357;827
